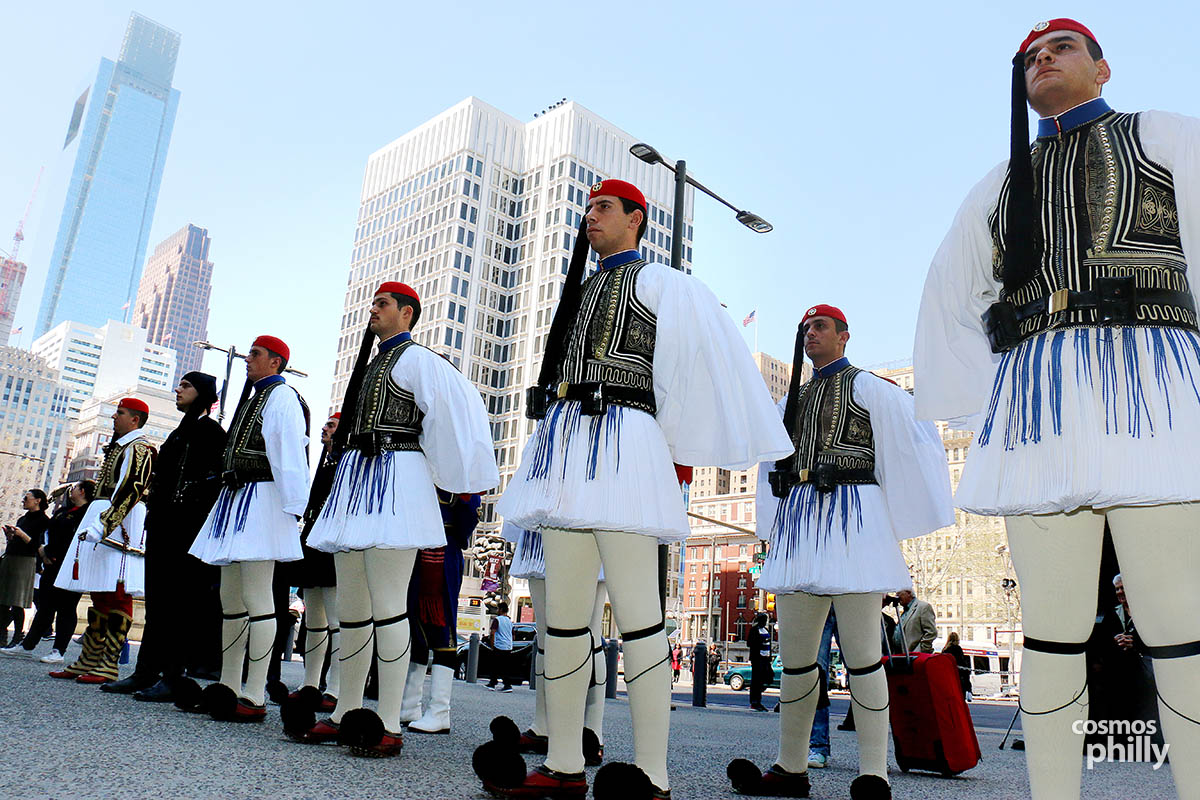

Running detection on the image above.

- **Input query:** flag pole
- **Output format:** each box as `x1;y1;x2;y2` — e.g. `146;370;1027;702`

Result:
754;313;759;354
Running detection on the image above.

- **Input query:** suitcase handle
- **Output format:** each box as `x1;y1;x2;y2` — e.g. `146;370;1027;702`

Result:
882;597;916;674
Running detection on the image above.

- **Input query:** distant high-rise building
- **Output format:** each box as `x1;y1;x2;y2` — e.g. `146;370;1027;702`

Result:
332;97;696;561
34;13;181;337
0;257;26;345
0;346;73;506
64;386;181;484
134;224;213;384
31;319;176;417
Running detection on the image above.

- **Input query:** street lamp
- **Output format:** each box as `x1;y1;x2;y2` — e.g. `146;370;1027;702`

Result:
196;340;308;422
629;141;774;273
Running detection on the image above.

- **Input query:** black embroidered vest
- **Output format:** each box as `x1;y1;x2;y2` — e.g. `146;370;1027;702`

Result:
95;441;127;500
349;338;423;453
222;381;305;485
986;112;1197;351
553;261;657;414
773;364;876;494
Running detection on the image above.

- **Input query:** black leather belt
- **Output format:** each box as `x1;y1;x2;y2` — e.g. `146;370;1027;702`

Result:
346;430;421;457
982;276;1197;353
768;464;877;497
525;381;656;419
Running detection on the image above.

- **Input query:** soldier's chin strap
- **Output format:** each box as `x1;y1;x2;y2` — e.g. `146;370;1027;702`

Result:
1019;636;1089;716
1145;639;1200;726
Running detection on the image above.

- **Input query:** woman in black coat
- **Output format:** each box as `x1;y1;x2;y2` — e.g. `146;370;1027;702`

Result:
0;489;50;646
941;630;973;701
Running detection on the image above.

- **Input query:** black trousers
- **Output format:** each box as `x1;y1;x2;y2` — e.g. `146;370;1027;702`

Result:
749;656;772;707
22;581;80;653
135;540;222;682
488;648;512;687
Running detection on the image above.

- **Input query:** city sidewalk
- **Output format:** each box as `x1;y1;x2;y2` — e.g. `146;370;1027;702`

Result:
0;644;1177;799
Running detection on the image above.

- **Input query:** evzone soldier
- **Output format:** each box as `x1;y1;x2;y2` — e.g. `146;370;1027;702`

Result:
188;336;311;722
487;524;608;765
477;179;792;798
916;18;1200;799
398;488;481;735
294;281;497;757
51;398;156;684
277;412;343;718
100;372;226;701
728;306;952;799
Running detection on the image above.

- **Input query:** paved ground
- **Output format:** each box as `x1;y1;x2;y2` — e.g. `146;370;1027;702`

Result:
0;642;1179;799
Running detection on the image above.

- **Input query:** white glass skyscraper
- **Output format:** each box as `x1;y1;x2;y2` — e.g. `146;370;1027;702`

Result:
332;97;695;546
34;13;181;337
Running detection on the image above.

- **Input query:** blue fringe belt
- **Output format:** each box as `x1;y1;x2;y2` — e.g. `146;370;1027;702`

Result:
516;529;544;566
978;327;1200;451
321;450;397;518
209;483;259;539
770;483;864;561
527;401;624;483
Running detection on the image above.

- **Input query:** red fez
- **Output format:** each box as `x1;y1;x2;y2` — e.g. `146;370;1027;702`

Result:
118;397;149;415
329;412;341;420
252;335;290;362
376;281;420;303
589;179;646;210
803;304;848;327
1019;18;1099;55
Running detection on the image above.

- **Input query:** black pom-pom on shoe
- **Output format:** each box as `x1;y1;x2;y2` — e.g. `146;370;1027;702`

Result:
338;708;385;748
280;697;317;738
172;677;203;712
727;759;764;794
202;683;238;721
472;739;527;788
850;774;892;800
265;679;290;705
583;727;604;767
488;714;521;747
593;762;654;800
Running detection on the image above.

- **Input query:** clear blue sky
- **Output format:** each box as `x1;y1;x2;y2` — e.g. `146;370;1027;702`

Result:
2;1;1196;416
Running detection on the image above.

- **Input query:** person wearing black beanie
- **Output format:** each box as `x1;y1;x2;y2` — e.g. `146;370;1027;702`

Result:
101;372;228;701
916;18;1200;800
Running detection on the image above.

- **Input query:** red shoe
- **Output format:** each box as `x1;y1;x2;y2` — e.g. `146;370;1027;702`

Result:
320;693;337;712
350;730;403;758
49;670;79;680
75;674;114;685
758;764;811;798
486;765;588;798
230;699;267;723
518;730;549;754
291;718;342;745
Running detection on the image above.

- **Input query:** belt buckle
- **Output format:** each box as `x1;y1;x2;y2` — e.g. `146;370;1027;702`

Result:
798;469;810;482
1048;288;1069;315
557;381;569;399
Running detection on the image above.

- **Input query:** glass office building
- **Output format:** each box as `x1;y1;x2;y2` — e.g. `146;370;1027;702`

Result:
35;13;181;337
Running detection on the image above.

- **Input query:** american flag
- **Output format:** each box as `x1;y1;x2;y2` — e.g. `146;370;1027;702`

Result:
743;309;756;327
10;326;21;335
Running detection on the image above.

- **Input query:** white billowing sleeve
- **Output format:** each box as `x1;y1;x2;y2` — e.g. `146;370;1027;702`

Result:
638;264;794;469
912;162;1008;424
753;396;788;541
1140;110;1200;302
395;346;500;494
855;374;954;541
262;385;312;516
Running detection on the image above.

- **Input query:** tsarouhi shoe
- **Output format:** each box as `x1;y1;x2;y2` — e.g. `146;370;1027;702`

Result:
727;759;810;798
487;765;587;798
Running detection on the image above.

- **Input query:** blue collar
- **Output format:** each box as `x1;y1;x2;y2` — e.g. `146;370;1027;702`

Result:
598;249;642;271
378;331;411;352
253;374;285;392
1036;97;1112;138
813;356;850;379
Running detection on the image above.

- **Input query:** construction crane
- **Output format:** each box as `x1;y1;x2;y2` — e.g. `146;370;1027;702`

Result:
9;167;44;260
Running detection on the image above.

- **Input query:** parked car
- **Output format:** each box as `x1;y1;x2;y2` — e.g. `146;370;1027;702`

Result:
455;622;537;685
724;652;847;691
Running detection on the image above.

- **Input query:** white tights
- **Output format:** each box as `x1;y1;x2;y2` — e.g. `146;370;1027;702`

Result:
301;586;340;698
330;548;417;733
775;592;889;782
1008;504;1200;800
218;560;276;706
542;529;669;790
528;577;608;742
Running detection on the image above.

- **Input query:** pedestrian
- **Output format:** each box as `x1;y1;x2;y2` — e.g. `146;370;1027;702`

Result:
479;178;790;799
102;372;226;702
1105;574;1162;745
670;643;681;684
0;489;50;646
708;644;721;686
915;17;1200;799
942;631;973;702
728;305;953;800
296;282;498;757
1;482;92;663
748;613;772;712
894;589;937;654
188;337;310;722
52;398;156;684
486;601;514;693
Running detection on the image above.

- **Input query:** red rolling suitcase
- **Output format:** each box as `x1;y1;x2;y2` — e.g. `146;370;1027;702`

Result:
881;621;981;776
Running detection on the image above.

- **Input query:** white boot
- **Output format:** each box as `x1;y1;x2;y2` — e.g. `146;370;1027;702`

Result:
408;664;453;734
399;659;427;725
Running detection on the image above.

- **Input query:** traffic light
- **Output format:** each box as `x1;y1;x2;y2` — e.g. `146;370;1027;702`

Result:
766;593;775;612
